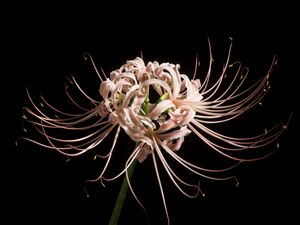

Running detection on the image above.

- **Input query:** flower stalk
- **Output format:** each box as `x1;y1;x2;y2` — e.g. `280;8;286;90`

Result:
108;159;137;225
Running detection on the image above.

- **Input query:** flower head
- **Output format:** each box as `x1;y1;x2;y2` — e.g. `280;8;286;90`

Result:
22;38;290;224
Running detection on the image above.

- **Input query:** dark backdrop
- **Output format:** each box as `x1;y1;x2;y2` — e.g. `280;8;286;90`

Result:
3;2;298;225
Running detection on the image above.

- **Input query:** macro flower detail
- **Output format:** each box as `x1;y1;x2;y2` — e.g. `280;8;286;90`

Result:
22;38;290;225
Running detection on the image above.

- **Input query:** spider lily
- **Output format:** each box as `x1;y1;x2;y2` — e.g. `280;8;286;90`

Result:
22;38;290;225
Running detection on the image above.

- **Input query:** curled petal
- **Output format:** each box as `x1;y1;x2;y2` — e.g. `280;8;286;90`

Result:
136;144;153;163
148;99;175;120
98;102;110;117
169;106;196;126
99;79;115;99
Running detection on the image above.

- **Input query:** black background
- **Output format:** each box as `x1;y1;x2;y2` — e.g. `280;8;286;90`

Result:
3;2;299;225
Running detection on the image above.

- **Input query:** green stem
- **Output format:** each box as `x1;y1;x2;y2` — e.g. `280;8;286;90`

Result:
108;159;137;225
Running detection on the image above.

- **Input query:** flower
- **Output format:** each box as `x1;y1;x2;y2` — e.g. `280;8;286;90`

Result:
22;38;290;225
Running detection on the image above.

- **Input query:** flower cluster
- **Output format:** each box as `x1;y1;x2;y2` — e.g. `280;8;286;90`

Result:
22;39;290;224
99;56;204;162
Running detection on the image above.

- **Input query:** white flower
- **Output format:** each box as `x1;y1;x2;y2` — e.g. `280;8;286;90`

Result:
22;38;290;225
